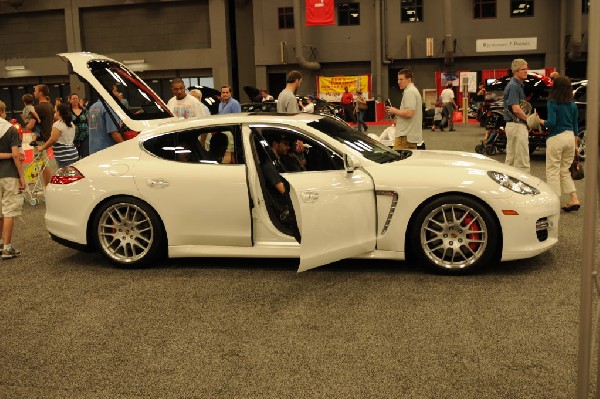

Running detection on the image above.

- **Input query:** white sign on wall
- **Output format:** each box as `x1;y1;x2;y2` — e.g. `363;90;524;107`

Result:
459;72;478;93
476;37;537;52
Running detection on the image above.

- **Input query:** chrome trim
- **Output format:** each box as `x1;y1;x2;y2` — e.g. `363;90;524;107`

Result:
376;190;398;235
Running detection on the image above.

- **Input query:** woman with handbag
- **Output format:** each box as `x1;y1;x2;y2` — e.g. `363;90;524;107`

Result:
355;91;368;133
537;76;581;212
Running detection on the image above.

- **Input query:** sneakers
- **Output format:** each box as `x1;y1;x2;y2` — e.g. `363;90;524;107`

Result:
2;246;21;259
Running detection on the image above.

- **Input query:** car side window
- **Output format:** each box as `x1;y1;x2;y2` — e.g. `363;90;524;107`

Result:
250;126;343;171
143;125;244;164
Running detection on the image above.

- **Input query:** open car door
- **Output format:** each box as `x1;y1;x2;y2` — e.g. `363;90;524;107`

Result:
284;169;377;272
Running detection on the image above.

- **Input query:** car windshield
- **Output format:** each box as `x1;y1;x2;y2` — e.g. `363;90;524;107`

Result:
87;60;173;120
307;117;406;164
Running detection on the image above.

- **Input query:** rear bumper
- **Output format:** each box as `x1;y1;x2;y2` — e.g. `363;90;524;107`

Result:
50;233;93;252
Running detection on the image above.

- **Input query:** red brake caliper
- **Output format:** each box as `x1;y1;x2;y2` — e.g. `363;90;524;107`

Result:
463;215;481;251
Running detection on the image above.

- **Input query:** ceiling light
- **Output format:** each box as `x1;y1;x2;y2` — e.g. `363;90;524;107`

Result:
5;65;25;71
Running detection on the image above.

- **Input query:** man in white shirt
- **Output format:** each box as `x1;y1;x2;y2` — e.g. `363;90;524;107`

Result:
301;96;315;113
440;82;457;131
385;69;423;150
166;78;206;118
260;89;274;102
188;89;211;116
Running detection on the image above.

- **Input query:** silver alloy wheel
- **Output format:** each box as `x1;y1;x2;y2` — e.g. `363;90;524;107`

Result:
97;202;155;264
419;203;488;269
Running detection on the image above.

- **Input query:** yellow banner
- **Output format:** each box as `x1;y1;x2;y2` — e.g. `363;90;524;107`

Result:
317;75;370;101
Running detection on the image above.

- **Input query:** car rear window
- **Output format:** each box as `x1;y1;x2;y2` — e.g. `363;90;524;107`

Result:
87;60;173;121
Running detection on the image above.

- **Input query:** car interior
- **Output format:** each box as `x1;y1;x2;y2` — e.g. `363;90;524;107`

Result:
142;125;244;165
250;130;301;242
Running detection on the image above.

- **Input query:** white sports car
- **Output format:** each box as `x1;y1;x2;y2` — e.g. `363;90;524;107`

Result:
44;52;559;274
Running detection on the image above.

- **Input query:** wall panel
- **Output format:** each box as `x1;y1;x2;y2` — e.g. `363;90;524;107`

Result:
0;10;68;58
80;0;210;53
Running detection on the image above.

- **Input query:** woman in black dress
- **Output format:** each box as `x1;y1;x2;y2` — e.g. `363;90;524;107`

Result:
69;93;89;158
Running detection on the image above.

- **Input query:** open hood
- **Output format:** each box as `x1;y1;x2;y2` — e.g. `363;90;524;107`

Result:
243;85;261;102
59;52;176;133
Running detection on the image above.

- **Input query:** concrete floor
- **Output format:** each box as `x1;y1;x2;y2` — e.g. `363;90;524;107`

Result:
0;121;594;398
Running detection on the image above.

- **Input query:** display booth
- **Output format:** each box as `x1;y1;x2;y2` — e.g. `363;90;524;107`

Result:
317;74;381;121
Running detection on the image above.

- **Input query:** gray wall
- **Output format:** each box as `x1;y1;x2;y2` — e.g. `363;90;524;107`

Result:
0;0;230;88
251;0;588;100
0;0;591;104
80;2;211;53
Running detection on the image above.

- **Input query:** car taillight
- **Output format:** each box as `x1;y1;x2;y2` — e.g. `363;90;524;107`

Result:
50;166;84;185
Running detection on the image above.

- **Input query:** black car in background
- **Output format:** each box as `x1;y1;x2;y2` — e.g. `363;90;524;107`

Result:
240;85;342;116
482;73;554;155
486;72;554;119
572;79;587;159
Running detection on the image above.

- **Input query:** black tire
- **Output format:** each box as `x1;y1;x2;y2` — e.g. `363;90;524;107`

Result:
92;196;166;268
577;129;586;161
474;144;484;154
485;145;496;155
408;195;499;274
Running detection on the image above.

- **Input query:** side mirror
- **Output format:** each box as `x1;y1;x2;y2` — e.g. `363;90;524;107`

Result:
343;153;361;173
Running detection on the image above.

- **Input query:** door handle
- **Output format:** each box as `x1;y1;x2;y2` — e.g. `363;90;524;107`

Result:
146;178;169;188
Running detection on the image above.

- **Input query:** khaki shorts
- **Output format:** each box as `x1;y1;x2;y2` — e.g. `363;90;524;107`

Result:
394;136;417;150
0;178;24;218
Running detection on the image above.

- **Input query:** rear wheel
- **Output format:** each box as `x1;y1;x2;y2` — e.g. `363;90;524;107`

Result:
485;145;496;155
408;195;499;274
93;197;165;268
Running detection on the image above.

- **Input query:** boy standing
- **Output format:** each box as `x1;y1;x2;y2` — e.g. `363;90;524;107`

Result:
0;101;26;259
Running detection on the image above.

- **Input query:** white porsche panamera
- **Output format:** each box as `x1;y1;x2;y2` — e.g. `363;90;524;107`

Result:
44;52;560;274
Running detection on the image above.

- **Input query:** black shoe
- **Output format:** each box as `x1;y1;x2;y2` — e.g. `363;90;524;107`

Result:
562;204;580;212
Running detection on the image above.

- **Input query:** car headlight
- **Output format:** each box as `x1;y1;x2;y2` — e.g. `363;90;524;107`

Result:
487;171;540;195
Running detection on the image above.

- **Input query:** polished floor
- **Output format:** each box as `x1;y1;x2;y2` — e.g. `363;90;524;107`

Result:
0;122;592;398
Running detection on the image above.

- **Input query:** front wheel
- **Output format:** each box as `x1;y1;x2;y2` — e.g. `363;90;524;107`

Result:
408;195;500;274
92;197;166;268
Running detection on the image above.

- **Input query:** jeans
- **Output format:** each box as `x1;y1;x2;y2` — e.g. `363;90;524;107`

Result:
441;103;454;130
357;110;368;133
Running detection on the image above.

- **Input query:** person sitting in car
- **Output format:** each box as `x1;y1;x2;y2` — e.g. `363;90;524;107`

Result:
197;132;229;164
268;134;303;172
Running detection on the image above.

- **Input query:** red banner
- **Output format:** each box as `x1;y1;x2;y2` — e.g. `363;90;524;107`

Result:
305;0;335;26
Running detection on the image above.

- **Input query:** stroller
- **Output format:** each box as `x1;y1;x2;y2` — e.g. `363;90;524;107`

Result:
475;127;506;156
23;150;49;205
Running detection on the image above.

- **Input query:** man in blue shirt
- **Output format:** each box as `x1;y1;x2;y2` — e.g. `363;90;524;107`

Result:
218;86;241;114
88;99;123;154
503;58;530;173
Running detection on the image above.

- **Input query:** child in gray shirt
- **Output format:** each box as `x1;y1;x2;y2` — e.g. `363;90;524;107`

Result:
21;94;41;139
